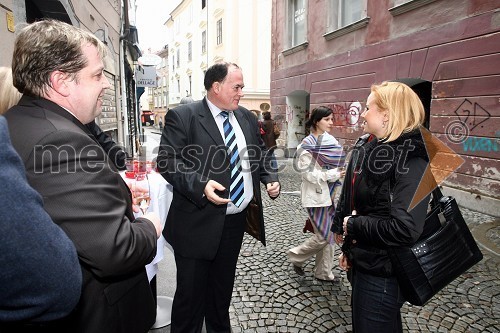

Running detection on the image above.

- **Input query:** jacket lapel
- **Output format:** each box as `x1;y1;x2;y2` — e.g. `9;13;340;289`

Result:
234;108;253;145
198;99;225;146
29;97;101;146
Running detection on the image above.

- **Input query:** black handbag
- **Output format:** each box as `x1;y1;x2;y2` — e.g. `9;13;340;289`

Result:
389;187;483;306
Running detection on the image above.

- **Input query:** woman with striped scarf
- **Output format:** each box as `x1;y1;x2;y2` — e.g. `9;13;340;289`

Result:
287;106;345;281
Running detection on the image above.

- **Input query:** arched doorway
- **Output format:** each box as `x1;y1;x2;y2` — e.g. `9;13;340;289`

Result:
285;90;310;157
25;0;77;25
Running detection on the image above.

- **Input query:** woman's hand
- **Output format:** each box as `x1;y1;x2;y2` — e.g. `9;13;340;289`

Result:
339;253;351;271
334;233;344;245
343;210;357;235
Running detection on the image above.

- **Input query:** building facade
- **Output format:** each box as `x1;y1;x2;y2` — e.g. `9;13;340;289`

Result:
271;0;500;215
149;46;170;126
164;0;272;118
0;0;142;154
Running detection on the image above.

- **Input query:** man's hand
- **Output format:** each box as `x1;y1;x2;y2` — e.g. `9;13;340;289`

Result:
266;182;280;198
142;212;162;238
204;180;231;205
128;182;149;213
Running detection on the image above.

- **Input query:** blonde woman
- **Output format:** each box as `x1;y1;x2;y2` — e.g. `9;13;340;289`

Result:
0;67;21;114
333;81;431;332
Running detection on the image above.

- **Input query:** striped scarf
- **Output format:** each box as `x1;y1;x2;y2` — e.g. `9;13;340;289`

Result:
300;133;345;243
300;133;346;169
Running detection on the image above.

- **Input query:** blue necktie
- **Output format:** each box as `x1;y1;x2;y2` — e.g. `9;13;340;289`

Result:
220;111;245;207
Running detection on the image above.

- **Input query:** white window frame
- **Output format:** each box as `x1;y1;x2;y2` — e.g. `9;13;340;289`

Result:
389;0;439;16
285;0;308;50
201;30;206;54
324;0;369;40
216;18;223;45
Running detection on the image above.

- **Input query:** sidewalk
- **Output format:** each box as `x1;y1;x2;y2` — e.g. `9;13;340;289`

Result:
151;157;499;333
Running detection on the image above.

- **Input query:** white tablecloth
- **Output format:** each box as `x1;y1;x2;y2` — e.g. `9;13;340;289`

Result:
121;171;173;281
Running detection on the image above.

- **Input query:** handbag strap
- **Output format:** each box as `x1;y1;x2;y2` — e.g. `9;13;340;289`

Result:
430;186;443;207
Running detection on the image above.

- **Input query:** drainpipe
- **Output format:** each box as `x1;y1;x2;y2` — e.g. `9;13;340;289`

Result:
119;0;131;154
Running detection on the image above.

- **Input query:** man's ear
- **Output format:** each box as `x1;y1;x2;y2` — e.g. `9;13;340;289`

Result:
213;82;220;94
49;71;70;97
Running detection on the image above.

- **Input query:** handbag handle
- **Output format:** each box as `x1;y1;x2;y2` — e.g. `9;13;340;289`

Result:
429;186;443;208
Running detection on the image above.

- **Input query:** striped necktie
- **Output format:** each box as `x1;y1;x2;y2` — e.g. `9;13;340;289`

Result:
220;111;245;207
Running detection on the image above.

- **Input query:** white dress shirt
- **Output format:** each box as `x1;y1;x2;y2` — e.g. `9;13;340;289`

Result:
205;97;253;214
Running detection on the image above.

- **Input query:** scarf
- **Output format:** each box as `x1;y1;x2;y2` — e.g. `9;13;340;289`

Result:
300;132;346;169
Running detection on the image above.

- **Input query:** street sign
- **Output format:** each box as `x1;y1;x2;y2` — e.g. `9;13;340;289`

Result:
138;54;162;66
136;66;157;87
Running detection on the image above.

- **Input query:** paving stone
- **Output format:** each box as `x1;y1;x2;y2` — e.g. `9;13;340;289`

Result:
151;158;500;333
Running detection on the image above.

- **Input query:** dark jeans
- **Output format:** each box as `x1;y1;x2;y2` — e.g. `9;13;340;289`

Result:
351;269;405;333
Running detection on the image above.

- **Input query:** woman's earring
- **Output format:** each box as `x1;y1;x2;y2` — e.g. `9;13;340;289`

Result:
382;113;388;128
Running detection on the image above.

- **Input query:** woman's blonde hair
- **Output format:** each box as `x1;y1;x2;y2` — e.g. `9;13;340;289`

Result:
0;67;22;115
370;81;425;142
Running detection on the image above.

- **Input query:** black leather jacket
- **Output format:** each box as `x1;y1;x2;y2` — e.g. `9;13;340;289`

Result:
333;129;431;277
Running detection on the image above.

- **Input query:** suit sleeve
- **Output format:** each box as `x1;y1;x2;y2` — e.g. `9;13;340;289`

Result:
28;130;157;278
157;108;209;207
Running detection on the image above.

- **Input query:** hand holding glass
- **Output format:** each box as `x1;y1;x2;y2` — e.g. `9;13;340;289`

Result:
133;172;150;215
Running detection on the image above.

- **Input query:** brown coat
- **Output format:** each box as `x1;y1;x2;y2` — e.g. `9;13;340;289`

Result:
261;119;277;150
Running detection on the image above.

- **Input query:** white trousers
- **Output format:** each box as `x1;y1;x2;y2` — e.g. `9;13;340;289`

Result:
287;223;335;281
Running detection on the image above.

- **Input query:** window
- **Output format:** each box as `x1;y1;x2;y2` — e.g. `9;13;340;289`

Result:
286;0;307;49
202;0;206;9
188;75;192;96
188;4;193;23
327;0;366;31
172;55;175;70
188;41;192;62
216;19;222;45
174;19;181;35
177;79;180;94
176;49;180;67
201;30;206;53
389;0;439;16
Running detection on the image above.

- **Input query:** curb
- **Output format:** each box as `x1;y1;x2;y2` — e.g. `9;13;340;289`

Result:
471;218;500;257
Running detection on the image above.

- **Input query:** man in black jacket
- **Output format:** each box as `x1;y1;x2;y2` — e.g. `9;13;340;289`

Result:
86;120;128;170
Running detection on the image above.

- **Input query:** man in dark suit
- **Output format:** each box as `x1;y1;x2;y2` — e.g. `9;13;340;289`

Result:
157;62;280;332
86;120;128;170
5;20;162;333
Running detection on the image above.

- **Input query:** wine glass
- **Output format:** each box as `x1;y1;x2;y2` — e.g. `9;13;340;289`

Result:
134;172;150;215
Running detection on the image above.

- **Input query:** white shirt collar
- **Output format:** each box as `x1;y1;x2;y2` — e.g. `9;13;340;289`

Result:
205;97;226;119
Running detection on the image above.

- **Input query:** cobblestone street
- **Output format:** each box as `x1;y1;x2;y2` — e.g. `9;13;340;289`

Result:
153;157;499;333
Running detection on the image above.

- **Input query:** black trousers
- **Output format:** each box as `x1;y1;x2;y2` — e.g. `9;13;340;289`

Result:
170;211;246;333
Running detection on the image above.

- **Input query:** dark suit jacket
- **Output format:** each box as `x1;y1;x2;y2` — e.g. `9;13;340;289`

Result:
157;99;278;260
5;95;157;333
86;120;128;170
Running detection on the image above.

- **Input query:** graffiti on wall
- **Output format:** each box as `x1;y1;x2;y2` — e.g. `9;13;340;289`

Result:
462;131;499;153
324;101;363;126
446;98;492;145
